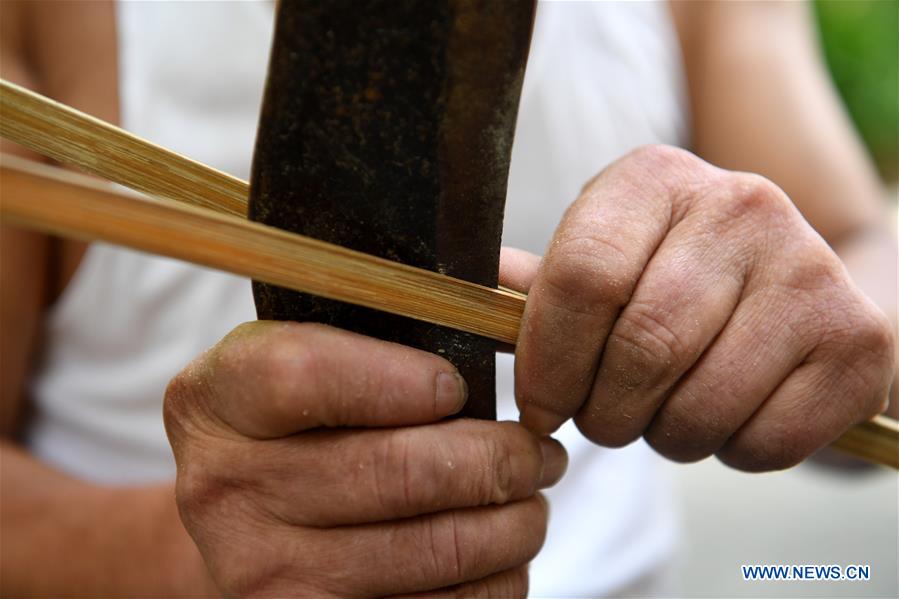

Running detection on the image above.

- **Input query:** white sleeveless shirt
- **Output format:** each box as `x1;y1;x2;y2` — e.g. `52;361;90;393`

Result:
26;2;689;596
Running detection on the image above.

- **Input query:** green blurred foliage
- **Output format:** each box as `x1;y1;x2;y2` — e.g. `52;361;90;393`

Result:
814;0;898;182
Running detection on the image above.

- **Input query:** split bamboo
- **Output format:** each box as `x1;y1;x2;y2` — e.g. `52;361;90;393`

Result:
0;155;525;344
0;79;246;217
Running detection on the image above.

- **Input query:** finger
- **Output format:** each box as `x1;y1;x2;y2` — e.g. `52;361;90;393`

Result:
718;309;893;471
390;566;528;598
642;287;813;462
499;246;541;293
248;420;567;526
497;247;541;353
315;495;548;596
515;146;716;434
573;207;747;446
166;321;468;439
641;205;889;465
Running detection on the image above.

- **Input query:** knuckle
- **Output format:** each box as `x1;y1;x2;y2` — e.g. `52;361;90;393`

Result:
368;426;528;518
215;321;324;397
418;497;546;584
266;343;324;422
212;321;275;380
606;301;691;390
625;144;698;173
643;392;733;463
163;358;222;449
209;545;289;597
850;305;895;362
722;173;792;223
829;360;892;424
162;370;194;441
543;235;632;312
206;333;317;436
173;442;258;520
207;328;251;385
174;449;226;520
260;329;321;390
481;435;515;505
371;430;424;515
422;513;466;583
817;300;894;415
776;252;845;297
616;145;710;203
174;451;275;592
840;310;895;380
583;145;694;194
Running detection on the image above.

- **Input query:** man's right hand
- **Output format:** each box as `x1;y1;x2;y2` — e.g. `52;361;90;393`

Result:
163;321;566;598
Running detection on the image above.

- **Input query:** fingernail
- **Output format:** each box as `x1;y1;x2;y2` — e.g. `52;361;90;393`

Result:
538;437;568;488
435;372;467;415
520;405;563;435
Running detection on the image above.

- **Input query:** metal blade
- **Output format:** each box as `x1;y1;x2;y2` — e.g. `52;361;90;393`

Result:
249;0;535;419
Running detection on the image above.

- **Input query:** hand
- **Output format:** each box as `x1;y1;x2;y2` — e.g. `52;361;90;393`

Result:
834;227;899;419
506;145;894;471
164;321;566;597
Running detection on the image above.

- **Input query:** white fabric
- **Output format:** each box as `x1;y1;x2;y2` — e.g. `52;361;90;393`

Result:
26;1;689;596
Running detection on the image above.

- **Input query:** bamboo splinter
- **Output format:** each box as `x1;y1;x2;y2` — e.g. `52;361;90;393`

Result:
0;79;896;469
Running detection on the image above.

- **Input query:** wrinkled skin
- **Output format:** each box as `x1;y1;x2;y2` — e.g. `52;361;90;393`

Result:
510;146;893;470
164;321;567;597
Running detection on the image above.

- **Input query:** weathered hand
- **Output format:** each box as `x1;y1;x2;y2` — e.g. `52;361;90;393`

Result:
164;322;566;597
505;145;894;471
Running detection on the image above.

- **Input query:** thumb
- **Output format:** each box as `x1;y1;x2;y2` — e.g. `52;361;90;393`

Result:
499;246;541;293
169;321;468;439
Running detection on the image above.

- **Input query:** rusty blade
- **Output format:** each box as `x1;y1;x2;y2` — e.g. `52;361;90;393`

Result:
249;1;535;419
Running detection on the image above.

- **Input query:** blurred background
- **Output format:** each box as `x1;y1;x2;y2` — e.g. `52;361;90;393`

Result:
815;0;897;184
673;2;897;597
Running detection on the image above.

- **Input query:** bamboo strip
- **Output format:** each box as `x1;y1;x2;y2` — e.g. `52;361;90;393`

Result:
0;79;246;217
0;154;525;344
831;415;899;470
2;154;896;469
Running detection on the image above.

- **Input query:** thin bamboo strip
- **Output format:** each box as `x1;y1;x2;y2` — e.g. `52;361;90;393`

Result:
2;155;896;470
0;79;246;217
831;415;899;469
0;154;525;344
